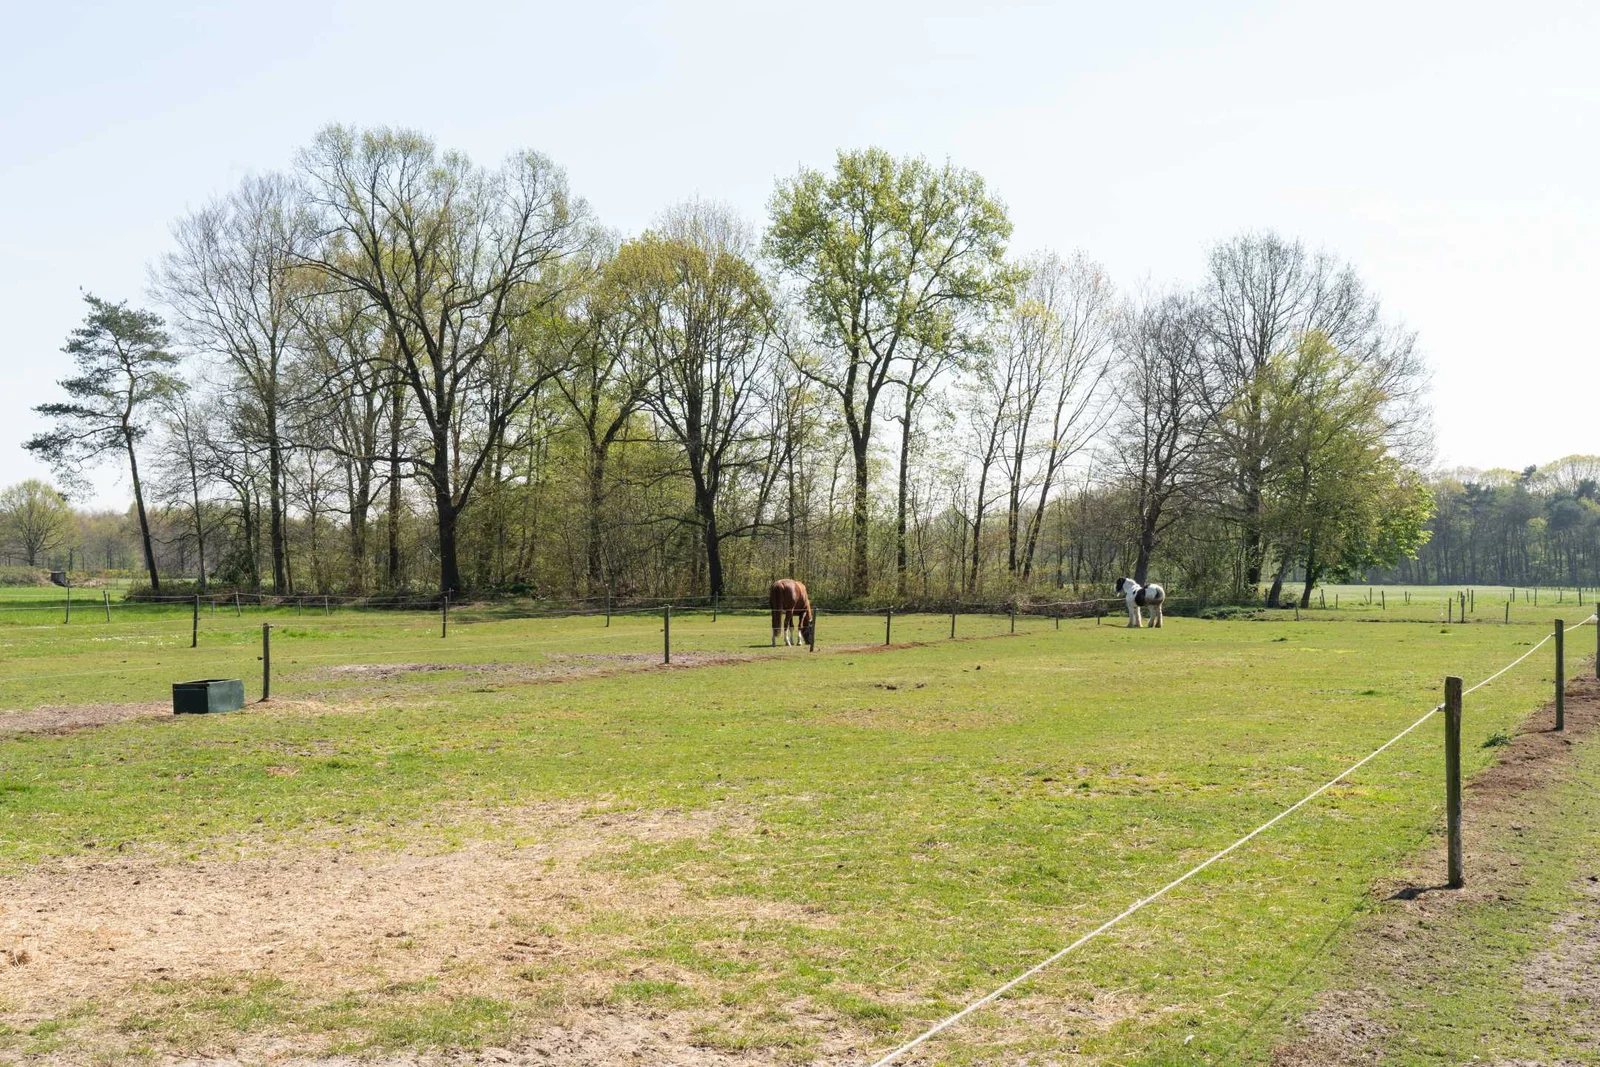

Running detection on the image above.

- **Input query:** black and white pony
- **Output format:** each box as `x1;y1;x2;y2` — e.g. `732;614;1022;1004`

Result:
1115;577;1165;628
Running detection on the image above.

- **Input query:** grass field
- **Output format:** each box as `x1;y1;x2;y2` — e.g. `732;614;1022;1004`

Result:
0;596;1590;1064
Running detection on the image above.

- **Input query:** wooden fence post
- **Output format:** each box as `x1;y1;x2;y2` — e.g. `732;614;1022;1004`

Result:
192;594;199;648
262;624;272;701
809;607;816;653
664;604;672;664
1010;607;1016;634
712;595;718;623
102;589;111;623
441;594;449;638
1445;675;1463;888
950;609;956;640
885;608;892;646
1505;601;1510;624
234;591;241;617
1555;620;1565;731
1380;590;1385;610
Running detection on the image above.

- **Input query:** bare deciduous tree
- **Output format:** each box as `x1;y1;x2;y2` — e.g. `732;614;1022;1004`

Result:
298;125;594;595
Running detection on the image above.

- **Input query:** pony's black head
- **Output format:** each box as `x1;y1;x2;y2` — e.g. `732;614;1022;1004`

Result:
1115;577;1127;593
801;614;815;646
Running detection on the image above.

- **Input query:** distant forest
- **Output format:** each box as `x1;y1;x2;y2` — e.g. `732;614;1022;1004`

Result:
19;126;1561;606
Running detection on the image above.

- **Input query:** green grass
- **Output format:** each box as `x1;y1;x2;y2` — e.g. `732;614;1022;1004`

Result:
1302;582;1596;625
0;605;1584;1063
1291;687;1600;1064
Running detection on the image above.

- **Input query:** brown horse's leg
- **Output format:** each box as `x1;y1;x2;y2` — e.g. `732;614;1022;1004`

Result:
771;606;780;646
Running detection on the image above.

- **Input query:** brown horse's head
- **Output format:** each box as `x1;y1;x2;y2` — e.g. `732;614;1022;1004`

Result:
800;611;815;646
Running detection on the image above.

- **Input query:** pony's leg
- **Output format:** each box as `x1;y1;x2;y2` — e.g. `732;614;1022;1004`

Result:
1154;603;1163;628
1127;603;1139;628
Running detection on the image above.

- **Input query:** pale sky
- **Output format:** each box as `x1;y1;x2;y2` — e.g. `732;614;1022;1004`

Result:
3;0;1595;508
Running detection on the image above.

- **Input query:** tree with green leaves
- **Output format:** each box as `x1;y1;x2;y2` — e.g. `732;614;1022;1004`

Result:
25;294;182;590
0;480;73;567
1246;330;1434;606
298;125;595;595
767;148;1016;595
616;202;776;598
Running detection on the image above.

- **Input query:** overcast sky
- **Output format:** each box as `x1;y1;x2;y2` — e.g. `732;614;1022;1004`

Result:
3;0;1595;508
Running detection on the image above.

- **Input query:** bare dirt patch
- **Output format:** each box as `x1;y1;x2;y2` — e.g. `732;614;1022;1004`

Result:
0;700;167;736
320;662;506;679
1272;674;1600;1065
0;803;859;1064
548;651;751;667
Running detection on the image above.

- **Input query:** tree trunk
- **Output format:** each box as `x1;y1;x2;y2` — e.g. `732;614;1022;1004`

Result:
387;384;402;589
1299;536;1318;608
348;475;368;595
1266;546;1293;608
895;412;912;596
850;437;870;596
125;431;159;591
701;495;725;598
191;469;207;593
586;447;607;593
1135;508;1159;585
267;430;288;593
436;492;462;597
431;420;463;597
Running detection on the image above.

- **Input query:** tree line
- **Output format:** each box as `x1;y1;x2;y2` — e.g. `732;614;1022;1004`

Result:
24;127;1435;604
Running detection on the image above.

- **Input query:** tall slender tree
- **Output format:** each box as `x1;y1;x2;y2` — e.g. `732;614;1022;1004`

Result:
26;294;182;590
768;148;1016;595
157;172;313;593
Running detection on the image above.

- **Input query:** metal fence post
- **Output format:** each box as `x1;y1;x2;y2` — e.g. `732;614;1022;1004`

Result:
262;624;272;701
1555;620;1565;731
712;595;718;623
664;604;671;664
885;608;892;646
950;609;956;640
809;607;816;653
191;594;199;648
1445;675;1463;888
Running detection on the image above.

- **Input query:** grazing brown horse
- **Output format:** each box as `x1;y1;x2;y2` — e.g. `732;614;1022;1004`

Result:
769;579;814;648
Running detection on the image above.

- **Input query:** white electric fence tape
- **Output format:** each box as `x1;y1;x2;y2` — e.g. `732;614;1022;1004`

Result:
865;614;1597;1066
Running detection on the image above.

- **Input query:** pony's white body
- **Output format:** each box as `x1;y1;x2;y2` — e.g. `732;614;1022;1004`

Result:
1115;577;1165;628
